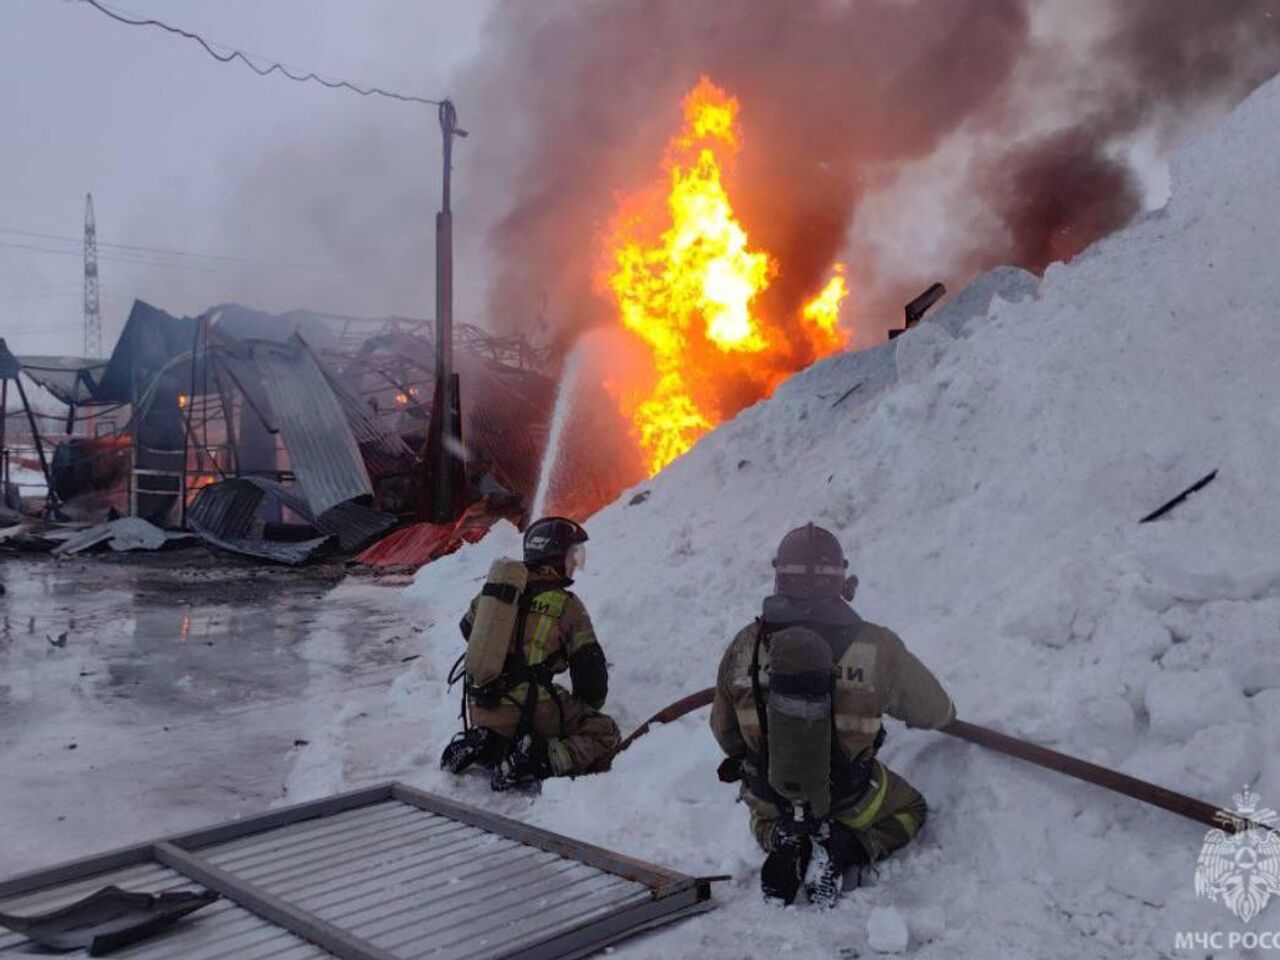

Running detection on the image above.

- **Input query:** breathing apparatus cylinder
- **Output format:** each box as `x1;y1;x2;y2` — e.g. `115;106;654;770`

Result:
765;626;835;819
465;558;528;687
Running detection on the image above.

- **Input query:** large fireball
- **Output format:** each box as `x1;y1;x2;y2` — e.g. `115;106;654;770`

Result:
599;76;851;475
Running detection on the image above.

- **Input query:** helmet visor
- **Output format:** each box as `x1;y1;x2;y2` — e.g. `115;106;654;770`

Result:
567;542;587;573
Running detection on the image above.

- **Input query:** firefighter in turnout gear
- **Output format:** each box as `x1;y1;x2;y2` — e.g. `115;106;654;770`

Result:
711;523;956;906
441;516;620;791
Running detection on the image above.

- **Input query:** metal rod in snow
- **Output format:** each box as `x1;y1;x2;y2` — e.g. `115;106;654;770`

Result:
1139;470;1219;523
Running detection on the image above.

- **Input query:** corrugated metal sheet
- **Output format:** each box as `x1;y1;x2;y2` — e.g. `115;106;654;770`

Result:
0;785;712;960
351;522;455;571
52;517;186;555
318;360;414;468
352;498;514;571
196;801;656;960
209;311;412;480
186;478;328;565
0;862;336;959
314;501;399;553
188;477;395;556
188;478;311;538
210;345;278;432
251;336;373;517
187;522;329;566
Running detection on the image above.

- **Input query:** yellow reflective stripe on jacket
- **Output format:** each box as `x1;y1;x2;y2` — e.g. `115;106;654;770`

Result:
567;626;597;657
893;811;920;837
840;763;890;830
528;590;568;618
526;612;556;666
835;715;882;733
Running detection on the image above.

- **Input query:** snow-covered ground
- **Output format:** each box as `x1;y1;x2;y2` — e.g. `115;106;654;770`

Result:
321;71;1280;956
2;62;1278;960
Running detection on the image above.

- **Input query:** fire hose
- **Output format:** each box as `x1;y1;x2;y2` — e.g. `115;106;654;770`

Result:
600;687;1264;835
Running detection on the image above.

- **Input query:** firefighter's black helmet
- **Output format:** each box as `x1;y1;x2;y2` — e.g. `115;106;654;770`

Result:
773;522;849;600
523;516;589;566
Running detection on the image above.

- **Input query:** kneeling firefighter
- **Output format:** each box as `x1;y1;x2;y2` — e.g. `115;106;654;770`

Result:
711;523;956;906
441;516;621;791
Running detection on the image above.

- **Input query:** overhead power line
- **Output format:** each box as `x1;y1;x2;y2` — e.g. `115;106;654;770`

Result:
0;227;328;271
0;238;239;274
78;0;443;106
0;291;96;303
0;237;347;276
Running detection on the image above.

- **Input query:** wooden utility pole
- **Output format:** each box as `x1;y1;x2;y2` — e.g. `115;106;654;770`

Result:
429;99;468;522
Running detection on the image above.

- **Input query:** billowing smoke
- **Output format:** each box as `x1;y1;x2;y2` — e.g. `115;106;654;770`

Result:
457;0;1280;342
980;129;1142;275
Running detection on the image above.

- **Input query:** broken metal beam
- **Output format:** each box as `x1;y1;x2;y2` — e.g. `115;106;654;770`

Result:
889;282;946;340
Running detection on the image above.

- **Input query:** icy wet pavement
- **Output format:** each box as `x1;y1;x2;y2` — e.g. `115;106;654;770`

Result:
0;556;418;875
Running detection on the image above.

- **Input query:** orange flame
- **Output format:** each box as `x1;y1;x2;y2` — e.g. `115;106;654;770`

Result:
801;265;850;354
600;77;850;475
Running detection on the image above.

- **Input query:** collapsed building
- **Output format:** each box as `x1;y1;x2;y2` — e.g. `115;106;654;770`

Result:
0;300;557;567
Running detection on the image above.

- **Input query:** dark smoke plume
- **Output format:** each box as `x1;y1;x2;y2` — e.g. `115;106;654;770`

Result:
982;129;1142;274
457;0;1280;341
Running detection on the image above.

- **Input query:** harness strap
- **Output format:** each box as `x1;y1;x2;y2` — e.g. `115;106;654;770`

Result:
446;651;468;730
748;616;888;819
507;583;571;738
459;581;573;738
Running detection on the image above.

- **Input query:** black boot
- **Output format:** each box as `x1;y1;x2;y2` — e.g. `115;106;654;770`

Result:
440;727;504;775
490;734;552;792
804;820;869;907
760;821;812;906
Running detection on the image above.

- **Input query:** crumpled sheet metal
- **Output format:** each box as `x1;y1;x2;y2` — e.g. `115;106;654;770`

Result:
53;518;185;556
187;477;395;559
186;479;329;565
0;885;218;956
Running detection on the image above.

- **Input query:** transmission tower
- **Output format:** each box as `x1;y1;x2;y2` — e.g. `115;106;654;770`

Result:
83;193;101;357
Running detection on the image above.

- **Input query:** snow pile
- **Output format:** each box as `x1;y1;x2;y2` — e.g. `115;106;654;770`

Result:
333;73;1280;956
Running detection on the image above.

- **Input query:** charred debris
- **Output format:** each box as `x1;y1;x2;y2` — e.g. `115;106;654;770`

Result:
0;300;550;569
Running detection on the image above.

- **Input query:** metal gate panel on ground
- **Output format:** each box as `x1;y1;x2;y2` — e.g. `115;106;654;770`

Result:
0;783;713;960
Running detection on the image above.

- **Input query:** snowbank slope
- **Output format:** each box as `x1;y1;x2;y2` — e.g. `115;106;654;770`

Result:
377;74;1280;957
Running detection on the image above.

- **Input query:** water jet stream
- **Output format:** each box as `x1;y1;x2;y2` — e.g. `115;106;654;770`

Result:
530;343;584;520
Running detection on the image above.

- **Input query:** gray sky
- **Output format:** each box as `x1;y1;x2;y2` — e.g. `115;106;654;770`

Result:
0;0;492;357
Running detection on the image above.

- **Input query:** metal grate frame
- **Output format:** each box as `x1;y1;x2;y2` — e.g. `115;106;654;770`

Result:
0;783;713;960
